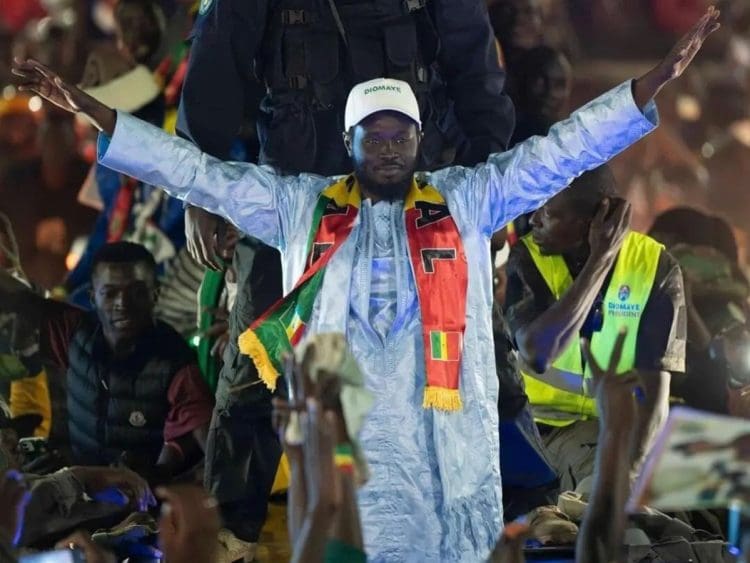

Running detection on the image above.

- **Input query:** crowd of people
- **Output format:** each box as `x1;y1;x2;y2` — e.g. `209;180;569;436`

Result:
0;1;748;562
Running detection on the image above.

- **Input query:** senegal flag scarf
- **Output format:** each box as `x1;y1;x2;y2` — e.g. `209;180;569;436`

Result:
238;175;468;411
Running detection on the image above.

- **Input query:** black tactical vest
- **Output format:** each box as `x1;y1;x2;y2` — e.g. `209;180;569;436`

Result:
257;0;438;110
66;319;195;466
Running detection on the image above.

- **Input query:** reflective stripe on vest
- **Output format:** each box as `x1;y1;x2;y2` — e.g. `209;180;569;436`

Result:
520;231;663;426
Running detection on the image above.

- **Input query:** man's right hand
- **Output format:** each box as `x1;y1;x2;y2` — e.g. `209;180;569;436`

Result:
588;197;632;261
11;58;116;135
185;207;223;270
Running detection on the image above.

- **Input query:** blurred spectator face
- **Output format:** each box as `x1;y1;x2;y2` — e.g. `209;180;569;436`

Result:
529;192;590;256
510;0;544;49
20;21;75;71
527;51;572;122
114;0;164;65
92;261;157;349
35;218;68;255
0;111;39;162
488;0;543;51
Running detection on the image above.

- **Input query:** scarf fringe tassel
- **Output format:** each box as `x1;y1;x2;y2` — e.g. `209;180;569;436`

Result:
422;387;463;411
237;329;280;391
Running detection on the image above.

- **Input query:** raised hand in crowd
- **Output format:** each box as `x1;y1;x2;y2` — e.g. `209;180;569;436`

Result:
0;471;30;550
156;484;221;563
576;330;644;563
69;466;156;512
56;531;115;563
273;345;365;563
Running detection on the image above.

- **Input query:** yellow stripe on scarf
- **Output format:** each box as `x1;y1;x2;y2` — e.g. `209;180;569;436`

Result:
237;330;280;391
404;179;446;209
423;387;463;411
321;176;362;209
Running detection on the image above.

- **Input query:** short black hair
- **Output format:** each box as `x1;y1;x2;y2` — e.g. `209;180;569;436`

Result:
114;0;165;64
559;165;619;218
91;242;157;280
649;207;739;263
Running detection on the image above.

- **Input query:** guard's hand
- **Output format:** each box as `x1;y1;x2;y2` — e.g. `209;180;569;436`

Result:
185;207;223;270
201;307;230;359
588;198;631;260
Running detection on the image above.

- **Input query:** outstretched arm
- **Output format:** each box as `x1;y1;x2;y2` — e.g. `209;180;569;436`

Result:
457;7;720;235
11;59;321;250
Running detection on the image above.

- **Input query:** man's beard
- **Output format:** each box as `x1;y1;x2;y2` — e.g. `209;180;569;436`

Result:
354;161;415;202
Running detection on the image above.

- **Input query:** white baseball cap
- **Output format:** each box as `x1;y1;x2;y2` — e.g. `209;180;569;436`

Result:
344;78;421;131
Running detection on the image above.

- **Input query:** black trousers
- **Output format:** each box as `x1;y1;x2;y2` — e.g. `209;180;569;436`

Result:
203;238;283;543
204;400;281;543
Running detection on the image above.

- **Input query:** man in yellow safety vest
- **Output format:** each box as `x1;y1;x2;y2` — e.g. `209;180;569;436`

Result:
505;165;686;495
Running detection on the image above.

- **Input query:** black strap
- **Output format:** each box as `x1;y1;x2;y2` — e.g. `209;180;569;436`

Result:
326;0;348;46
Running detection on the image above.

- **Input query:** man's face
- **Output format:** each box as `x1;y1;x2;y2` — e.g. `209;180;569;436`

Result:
529;55;573;122
347;112;420;201
92;262;157;349
529;194;589;256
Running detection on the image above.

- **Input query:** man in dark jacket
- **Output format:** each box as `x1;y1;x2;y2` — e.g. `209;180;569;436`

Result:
0;242;213;485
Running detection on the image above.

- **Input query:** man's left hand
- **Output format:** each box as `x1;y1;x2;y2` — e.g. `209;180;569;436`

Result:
634;6;720;107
